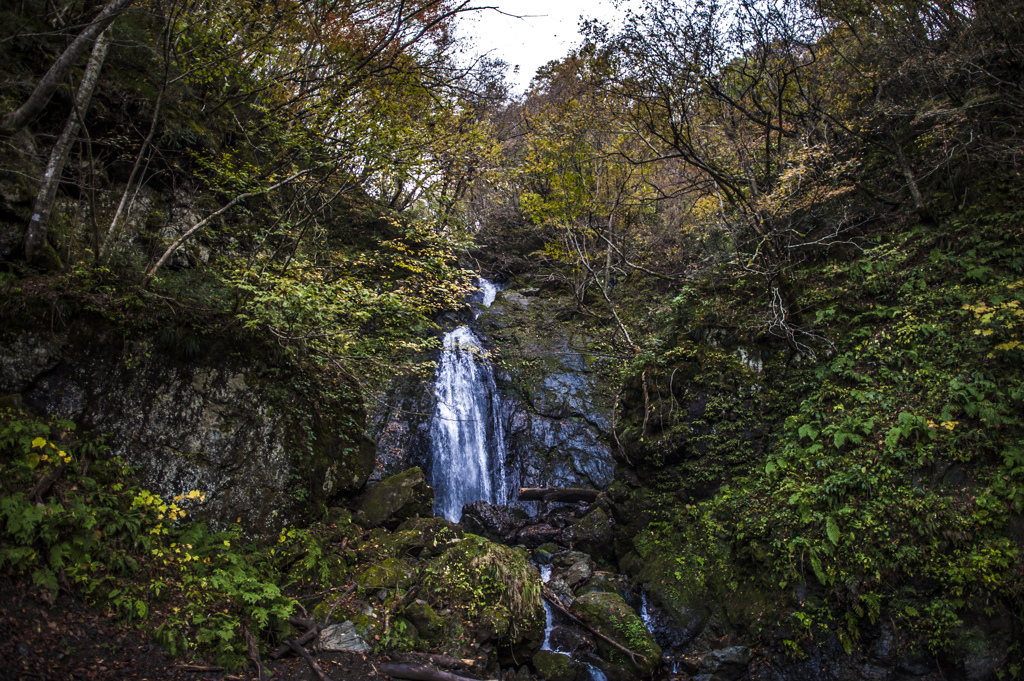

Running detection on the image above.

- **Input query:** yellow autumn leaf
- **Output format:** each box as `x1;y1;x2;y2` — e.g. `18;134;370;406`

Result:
31;437;47;449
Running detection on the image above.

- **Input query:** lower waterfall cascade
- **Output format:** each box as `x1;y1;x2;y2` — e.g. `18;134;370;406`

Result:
428;279;508;522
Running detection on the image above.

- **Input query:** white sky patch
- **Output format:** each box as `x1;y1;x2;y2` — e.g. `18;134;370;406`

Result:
459;0;639;93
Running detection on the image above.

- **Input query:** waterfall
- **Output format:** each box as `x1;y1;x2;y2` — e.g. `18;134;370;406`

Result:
429;280;507;522
539;564;554;651
477;278;498;309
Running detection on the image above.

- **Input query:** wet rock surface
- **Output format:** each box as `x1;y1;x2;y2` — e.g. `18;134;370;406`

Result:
0;316;374;539
461;500;530;542
370;285;618;515
357;467;434;529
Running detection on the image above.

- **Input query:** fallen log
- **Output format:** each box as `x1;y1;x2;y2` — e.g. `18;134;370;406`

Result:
541;588;645;668
269;622;321;660
518;487;600;504
398;653;476;671
380;663;481;681
287;639;337;681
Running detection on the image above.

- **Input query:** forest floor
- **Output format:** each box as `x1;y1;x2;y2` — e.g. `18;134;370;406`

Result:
0;580;384;681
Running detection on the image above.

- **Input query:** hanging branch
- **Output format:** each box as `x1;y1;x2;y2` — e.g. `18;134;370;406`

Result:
141;169;309;287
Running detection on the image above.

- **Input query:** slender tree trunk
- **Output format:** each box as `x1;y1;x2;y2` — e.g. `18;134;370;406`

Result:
895;143;933;224
24;28;112;267
2;0;132;132
98;86;164;263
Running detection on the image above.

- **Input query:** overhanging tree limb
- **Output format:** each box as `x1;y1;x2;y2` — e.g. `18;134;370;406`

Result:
2;0;134;132
141;170;309;287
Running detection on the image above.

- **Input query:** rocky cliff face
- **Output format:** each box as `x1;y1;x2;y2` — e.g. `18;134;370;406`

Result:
0;311;375;538
368;285;617;516
479;290;617;509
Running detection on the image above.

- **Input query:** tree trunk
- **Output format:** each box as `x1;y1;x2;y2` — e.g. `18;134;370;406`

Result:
895;143;934;224
2;0;132;132
24;27;112;267
98;86;164;264
379;664;481;681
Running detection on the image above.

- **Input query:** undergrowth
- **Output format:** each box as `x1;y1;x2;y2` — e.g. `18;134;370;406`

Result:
0;407;325;669
624;198;1024;672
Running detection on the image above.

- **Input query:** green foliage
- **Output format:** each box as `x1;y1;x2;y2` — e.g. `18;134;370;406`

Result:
0;408;305;669
229;213;476;379
621;201;1024;663
422;535;543;639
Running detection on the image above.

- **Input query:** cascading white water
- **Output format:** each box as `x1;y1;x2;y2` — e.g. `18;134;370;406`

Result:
539;565;554;651
640;592;655;630
478;279;498;309
429;280;507;522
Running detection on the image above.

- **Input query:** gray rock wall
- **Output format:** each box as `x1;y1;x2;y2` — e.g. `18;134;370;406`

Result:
369;286;617;516
0;315;375;538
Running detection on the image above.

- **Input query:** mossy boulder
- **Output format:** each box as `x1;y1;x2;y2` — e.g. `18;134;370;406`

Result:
405;600;445;641
570;592;661;678
358;467;434;529
357;556;416;589
618;518;716;642
566;507;614;562
534;543;559;564
577;572;624;597
394;516;465;557
532;651;580;681
476;604;511;643
423;535;545;650
593;661;636;681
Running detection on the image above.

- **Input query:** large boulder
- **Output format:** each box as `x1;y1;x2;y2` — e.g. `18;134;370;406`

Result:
0;316;375;539
570;592;662;678
565;507;615;563
548;626;593;654
404;600;445;642
394;516;465;557
460;500;530;542
358;467;434;529
423;535;545;656
532;651;580;681
517;523;561;547
318;622;372;653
